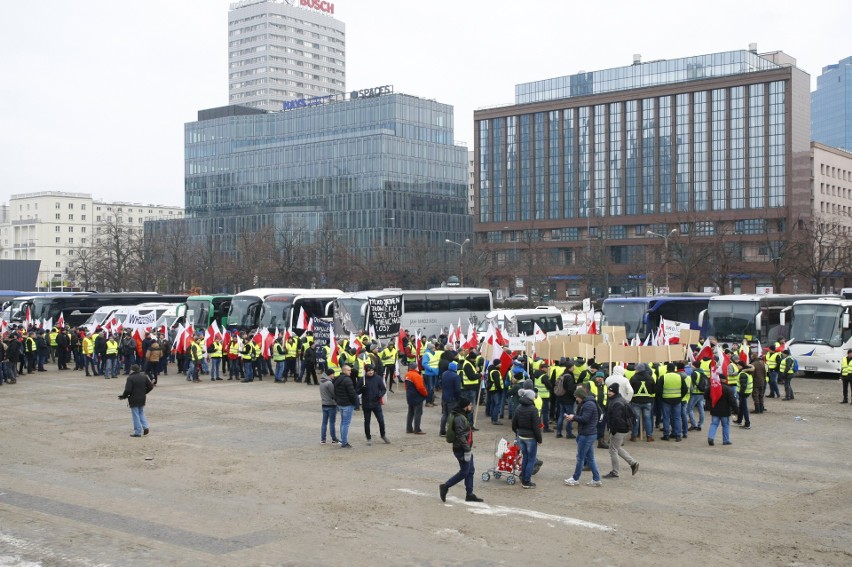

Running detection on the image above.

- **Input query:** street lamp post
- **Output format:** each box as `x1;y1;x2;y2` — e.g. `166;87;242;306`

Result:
646;229;677;291
445;238;470;286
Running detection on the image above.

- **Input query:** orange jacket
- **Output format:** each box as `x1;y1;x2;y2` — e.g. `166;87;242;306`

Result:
404;369;428;397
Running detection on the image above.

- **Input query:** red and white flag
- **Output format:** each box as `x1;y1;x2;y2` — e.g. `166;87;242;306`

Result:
585;309;597;335
262;328;275;359
132;327;145;358
0;319;8;334
349;332;363;353
696;338;713;361
24;307;33;328
533;322;547;342
397;329;408;352
739;339;750;366
463;322;478;350
329;328;339;365
296;307;309;331
57;312;65;329
205;320;221;350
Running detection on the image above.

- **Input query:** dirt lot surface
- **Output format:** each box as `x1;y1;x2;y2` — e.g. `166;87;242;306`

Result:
1;367;851;567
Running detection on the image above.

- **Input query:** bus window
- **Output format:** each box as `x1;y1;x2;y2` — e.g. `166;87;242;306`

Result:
427;295;449;312
405;295;426;313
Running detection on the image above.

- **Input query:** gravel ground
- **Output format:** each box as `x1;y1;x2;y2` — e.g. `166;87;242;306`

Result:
1;367;851;566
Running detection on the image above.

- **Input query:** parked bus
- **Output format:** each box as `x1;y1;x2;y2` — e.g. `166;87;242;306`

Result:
153;304;188;331
477;306;566;337
1;292;65;322
228;288;343;332
601;293;715;340
27;293;188;328
333;288;493;340
258;290;343;333
786;297;852;375
186;295;232;330
112;303;181;330
702;294;825;346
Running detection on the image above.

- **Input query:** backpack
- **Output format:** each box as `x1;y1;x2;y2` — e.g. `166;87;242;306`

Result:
623;401;638;429
446;413;468;444
554;374;567;397
693;371;709;393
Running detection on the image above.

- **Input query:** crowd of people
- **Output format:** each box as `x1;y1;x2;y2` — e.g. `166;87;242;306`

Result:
1;321;806;500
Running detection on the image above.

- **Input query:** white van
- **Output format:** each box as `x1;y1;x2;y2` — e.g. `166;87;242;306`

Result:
477;306;566;337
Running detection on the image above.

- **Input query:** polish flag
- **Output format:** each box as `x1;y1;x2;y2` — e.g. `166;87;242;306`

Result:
132;327;145;358
205;320;221;350
329;328;339;365
463;323;478;350
0;319;8;334
349;332;363;353
306;317;314;332
494;324;508;347
57;312;65;329
533;322;547;342
24;307;33;329
263;328;275;359
296;307;309;330
585;308;597;335
222;330;231;351
397;329;408;352
171;323;185;352
739;339;750;366
696;338;713;361
368;324;377;341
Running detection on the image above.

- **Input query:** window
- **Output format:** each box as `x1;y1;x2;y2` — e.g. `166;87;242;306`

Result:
55;237;60;243
56;262;61;268
55;203;60;209
68;250;74;256
55;213;61;220
81;227;86;233
68;226;74;233
68;238;74;244
128;217;133;223
81;215;86;221
68;203;74;209
81;204;86;210
96;215;101;221
82;238;87;244
55;249;61;255
55;226;60;232
68;214;73;220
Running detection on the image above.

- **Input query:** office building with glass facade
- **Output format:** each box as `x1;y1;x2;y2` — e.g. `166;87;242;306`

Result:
812;56;852;152
175;91;470;264
228;0;346;111
474;49;811;298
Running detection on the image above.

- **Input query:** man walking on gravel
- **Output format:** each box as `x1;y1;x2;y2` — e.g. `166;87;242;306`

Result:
118;364;153;438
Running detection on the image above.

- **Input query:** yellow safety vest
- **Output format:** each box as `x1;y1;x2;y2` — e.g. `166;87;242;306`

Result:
766;351;779;371
425;351;440;371
82;337;93;355
533;373;550;399
285;340;298;358
461;359;480;388
379;347;397;366
106;340;118;356
210;342;223;358
739;371;753;395
681;374;691;402
241;343;253;360
842;356;852;377
588;380;607;407
661;372;683;400
49;331;58;347
229;342;240;357
191;341;204;362
273;343;286;362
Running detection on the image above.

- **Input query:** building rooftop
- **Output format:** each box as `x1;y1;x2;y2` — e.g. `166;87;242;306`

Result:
514;48;791;105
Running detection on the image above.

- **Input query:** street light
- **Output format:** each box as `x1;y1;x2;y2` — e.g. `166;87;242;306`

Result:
445;238;470;286
646;229;677;291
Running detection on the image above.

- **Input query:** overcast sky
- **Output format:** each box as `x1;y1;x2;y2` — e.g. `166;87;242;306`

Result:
1;0;850;207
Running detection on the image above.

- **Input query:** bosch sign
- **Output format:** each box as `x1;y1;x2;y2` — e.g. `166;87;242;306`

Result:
282;94;334;111
300;0;334;14
350;85;393;99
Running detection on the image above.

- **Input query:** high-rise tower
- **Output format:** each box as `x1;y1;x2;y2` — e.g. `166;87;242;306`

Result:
228;0;345;111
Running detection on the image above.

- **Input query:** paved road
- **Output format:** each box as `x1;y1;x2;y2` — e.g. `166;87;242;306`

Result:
1;367;851;566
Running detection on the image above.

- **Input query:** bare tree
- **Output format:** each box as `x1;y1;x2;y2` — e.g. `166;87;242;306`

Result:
791;214;852;293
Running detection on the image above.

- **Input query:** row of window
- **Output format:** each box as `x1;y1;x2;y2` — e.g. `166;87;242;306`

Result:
229;11;344;38
819;163;851;180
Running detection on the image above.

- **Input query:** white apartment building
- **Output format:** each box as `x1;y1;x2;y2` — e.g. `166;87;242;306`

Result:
0;192;183;290
467;150;475;215
228;0;346;111
812;142;852;224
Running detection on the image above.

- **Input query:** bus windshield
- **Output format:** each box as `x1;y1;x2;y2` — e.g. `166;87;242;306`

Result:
706;300;758;342
516;315;562;336
335;298;368;332
32;297;57;320
186;301;210;328
6;298;31;321
229;296;263;329
602;301;648;338
259;297;294;331
790;304;846;347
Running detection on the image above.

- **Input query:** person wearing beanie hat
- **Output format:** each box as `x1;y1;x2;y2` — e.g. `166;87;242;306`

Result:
440;359;462;436
564;384;602;487
439;398;483;503
512;384;543;488
603;382;639;479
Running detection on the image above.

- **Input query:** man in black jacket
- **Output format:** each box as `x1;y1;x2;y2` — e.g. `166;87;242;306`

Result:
439;398;483;503
333;364;359;448
118;364;154;437
603;384;639;478
512;389;543;488
357;365;390;445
